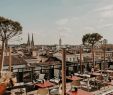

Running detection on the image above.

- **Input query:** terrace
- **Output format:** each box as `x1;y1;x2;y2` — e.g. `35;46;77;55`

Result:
0;48;113;95
0;60;113;95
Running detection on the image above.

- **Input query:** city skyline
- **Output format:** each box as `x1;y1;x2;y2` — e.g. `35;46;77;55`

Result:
0;0;113;45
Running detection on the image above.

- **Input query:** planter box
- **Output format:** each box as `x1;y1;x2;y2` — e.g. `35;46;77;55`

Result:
0;83;6;95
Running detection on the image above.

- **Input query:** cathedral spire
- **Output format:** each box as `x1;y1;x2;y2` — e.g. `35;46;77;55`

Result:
27;33;30;47
31;33;34;48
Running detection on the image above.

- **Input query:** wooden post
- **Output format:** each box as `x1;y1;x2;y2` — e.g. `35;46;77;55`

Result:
92;46;95;68
62;48;66;95
9;47;12;71
31;67;34;82
80;46;82;74
0;41;5;74
104;43;106;70
103;39;107;70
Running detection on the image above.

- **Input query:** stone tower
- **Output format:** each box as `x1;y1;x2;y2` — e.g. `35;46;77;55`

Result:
59;38;62;47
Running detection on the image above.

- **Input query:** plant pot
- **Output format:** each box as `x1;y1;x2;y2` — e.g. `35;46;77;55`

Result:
0;83;6;95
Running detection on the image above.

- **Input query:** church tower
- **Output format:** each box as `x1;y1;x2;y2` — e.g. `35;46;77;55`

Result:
58;38;62;49
59;38;62;47
31;33;34;48
27;33;31;47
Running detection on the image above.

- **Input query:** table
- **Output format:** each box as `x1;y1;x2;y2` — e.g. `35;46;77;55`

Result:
11;88;26;95
67;89;93;95
66;76;82;81
34;81;54;88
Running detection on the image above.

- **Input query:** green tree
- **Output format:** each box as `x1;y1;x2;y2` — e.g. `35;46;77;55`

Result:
0;16;22;72
82;33;103;67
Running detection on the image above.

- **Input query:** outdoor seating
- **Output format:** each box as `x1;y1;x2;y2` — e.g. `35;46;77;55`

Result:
74;73;80;76
34;81;54;88
36;74;45;83
49;77;60;84
37;88;49;95
80;79;93;91
11;87;26;95
49;85;59;93
49;87;59;95
82;74;91;78
25;82;35;92
66;89;93;95
59;83;71;95
66;76;82;81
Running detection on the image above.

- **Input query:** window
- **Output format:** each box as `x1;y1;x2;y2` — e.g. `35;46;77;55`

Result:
70;58;71;61
66;58;68;61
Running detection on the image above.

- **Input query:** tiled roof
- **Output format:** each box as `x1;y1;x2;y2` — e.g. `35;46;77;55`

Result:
1;55;27;66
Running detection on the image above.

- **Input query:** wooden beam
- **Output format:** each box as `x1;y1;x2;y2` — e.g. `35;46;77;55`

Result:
9;47;12;71
80;46;82;74
62;48;66;95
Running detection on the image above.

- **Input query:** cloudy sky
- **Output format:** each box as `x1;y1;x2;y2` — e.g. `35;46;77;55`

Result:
0;0;113;45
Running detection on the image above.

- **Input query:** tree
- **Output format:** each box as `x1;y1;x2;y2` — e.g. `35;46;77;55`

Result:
0;16;22;72
82;33;103;67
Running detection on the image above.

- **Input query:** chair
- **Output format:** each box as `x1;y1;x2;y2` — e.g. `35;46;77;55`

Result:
49;85;59;95
11;88;26;95
74;73;79;76
50;77;60;84
50;89;59;94
36;74;45;83
12;77;17;86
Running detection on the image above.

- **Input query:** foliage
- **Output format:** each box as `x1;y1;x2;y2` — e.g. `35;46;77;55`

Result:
82;33;103;67
0;16;22;42
0;16;22;72
82;33;103;47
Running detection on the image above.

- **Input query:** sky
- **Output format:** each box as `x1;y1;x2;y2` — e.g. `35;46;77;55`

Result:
0;0;113;45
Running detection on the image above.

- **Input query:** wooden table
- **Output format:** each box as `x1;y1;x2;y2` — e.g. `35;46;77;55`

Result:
35;81;54;88
66;76;82;81
67;89;93;95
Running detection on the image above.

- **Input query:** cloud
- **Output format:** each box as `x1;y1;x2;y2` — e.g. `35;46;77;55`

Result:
57;26;71;33
95;5;113;11
56;17;78;36
100;10;113;18
56;17;78;26
56;18;69;26
94;5;113;18
55;0;113;44
84;26;95;32
97;24;113;30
